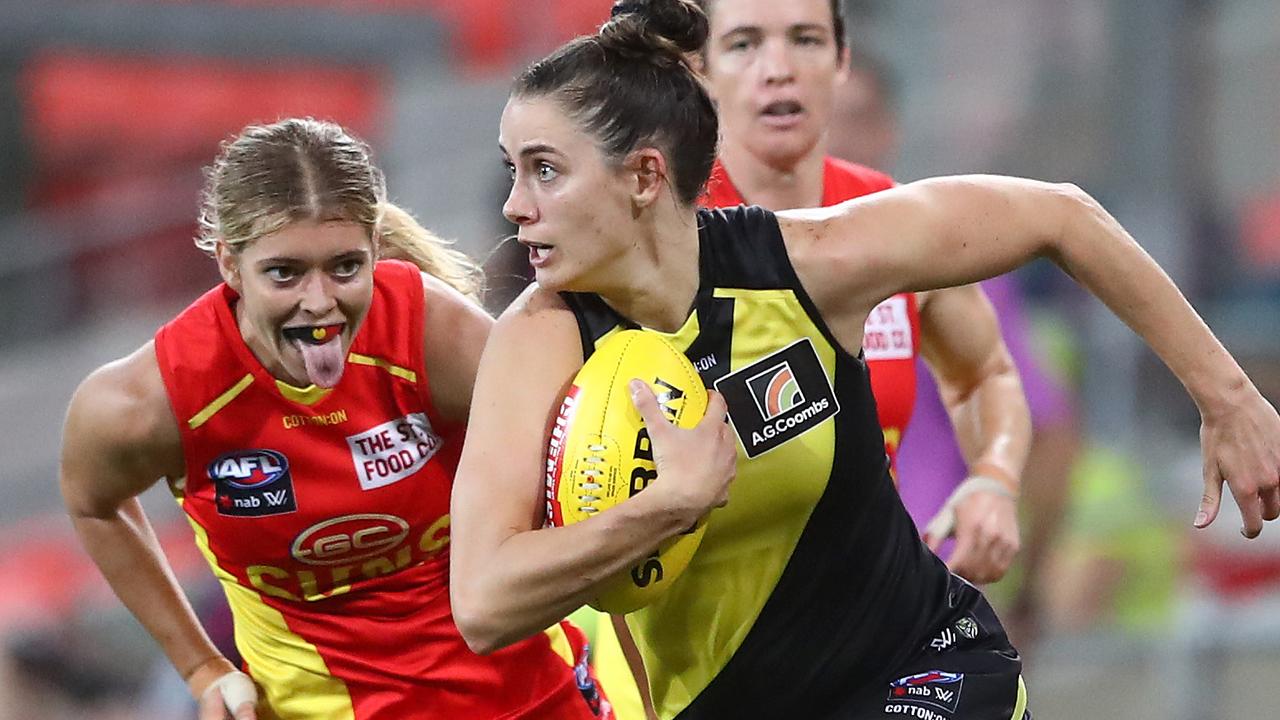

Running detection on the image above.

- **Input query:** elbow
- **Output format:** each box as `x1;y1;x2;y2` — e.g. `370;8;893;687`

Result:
1036;181;1101;261
450;585;508;656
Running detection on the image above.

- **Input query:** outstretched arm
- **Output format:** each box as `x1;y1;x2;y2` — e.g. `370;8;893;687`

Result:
785;175;1280;537
60;344;256;720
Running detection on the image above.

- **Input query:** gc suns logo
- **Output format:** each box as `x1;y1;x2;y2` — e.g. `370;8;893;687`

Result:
208;449;298;518
714;338;840;458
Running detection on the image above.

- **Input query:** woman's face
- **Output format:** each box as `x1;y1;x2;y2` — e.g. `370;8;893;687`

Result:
702;0;846;168
499;96;638;293
218;219;375;388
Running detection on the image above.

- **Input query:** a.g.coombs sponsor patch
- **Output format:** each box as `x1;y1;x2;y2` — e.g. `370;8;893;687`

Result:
713;338;840;458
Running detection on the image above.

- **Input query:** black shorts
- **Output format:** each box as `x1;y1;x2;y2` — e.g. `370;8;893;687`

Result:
830;576;1031;720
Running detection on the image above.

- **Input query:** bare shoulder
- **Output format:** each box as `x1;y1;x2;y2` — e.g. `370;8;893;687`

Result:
493;283;578;341
417;272;494;425
479;283;582;384
69;342;179;451
62;342;183;509
419;271;494;340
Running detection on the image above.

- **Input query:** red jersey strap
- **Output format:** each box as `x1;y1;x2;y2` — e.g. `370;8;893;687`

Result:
349;260;432;415
702;157;896;209
819;156;896;203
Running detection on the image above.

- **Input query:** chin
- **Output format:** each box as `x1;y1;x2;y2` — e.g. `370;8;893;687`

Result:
532;266;572;293
756;133;820;166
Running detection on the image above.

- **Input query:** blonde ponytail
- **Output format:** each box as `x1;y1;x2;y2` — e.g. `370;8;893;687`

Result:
377;202;483;302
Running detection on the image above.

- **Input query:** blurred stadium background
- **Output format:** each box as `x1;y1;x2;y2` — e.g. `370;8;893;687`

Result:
1;1;1279;717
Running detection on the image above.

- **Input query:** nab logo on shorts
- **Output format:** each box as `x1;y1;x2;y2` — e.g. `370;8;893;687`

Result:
887;670;964;714
209;449;298;518
714;338;840;458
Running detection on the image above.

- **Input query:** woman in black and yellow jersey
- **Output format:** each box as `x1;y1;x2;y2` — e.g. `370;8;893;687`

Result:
448;1;1280;719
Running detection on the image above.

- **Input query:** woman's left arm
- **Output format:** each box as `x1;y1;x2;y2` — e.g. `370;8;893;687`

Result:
916;285;1031;583
784;175;1280;537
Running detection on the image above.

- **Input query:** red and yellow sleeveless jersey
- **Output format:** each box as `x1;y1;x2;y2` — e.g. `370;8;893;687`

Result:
702;158;920;472
155;260;610;720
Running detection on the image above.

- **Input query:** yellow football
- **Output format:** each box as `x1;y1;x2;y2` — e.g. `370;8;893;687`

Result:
543;330;709;614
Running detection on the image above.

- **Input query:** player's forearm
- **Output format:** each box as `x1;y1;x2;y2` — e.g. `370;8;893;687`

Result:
938;354;1032;491
69;498;223;680
1050;189;1252;417
450;488;694;654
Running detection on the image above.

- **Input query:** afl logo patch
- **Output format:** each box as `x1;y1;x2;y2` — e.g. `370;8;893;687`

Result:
714;338;840;458
209;449;298;517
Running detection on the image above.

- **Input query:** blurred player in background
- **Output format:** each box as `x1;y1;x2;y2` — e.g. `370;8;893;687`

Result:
60;118;611;720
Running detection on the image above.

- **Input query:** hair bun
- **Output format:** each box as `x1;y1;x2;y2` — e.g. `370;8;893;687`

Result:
602;0;709;62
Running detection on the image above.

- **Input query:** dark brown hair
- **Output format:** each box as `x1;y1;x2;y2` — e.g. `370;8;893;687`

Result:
511;0;718;206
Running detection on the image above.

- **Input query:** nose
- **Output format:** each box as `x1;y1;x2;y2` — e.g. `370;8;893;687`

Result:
760;38;795;86
298;271;337;317
503;178;537;226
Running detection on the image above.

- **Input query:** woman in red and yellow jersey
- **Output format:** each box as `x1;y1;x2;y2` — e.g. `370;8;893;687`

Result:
59;119;612;720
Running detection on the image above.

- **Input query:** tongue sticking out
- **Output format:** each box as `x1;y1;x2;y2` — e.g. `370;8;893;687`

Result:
284;324;347;388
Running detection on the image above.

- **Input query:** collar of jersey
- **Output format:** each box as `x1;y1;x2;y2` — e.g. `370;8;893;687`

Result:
274;380;333;405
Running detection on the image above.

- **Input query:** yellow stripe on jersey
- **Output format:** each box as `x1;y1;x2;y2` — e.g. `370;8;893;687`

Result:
1010;675;1028;720
347;353;418;383
188;374;254;430
593;613;647;720
543;622;576;668
621;287;837;720
182;510;355;720
274;381;332;406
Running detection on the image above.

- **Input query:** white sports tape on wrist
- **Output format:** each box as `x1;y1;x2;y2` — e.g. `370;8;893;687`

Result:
204;670;257;712
923;475;1017;542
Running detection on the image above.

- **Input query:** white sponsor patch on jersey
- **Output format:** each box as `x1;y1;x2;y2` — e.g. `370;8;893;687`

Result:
347;413;443;490
863;295;914;361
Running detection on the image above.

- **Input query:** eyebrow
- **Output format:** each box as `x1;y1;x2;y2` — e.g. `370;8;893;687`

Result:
719;22;830;39
255;249;368;267
517;143;560;159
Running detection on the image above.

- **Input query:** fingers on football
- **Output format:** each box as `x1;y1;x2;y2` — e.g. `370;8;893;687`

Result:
629;379;672;429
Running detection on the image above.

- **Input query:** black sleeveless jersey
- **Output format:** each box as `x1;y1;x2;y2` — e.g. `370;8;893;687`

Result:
561;206;958;719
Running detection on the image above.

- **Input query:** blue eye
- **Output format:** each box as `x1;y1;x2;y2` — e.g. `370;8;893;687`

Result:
537;162;559;182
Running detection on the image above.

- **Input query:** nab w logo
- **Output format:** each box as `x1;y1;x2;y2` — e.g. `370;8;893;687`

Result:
747;362;805;420
210;449;298;518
